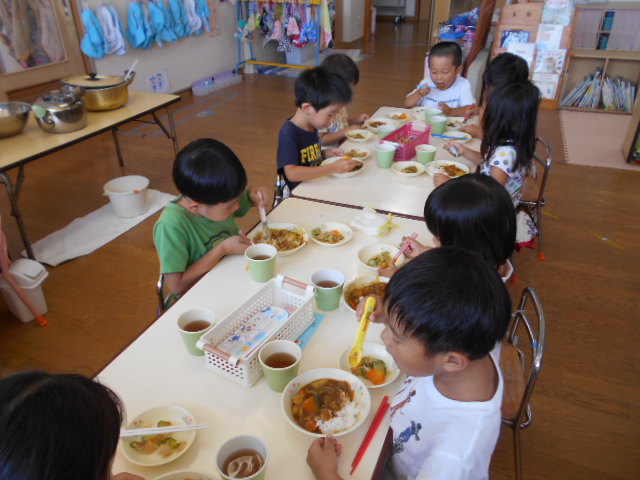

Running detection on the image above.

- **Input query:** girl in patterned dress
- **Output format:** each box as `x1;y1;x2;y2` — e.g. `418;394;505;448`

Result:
434;80;540;206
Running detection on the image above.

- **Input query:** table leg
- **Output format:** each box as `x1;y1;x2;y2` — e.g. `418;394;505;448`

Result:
166;107;179;155
0;167;34;259
112;127;125;167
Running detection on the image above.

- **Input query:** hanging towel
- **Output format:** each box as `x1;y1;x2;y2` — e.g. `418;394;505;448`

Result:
80;7;107;59
126;1;152;49
97;5;126;55
155;0;179;43
168;0;188;38
195;0;211;33
184;0;203;36
321;0;331;48
148;0;167;46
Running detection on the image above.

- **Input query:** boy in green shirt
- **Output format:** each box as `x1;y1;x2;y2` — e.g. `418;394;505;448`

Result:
154;138;271;296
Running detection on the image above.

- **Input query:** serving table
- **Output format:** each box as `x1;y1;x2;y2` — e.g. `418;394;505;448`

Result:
292;106;479;219
100;197;434;480
0;90;180;258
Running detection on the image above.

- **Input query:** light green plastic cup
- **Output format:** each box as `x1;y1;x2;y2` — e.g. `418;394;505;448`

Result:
258;340;302;392
423;106;442;123
311;269;345;311
428;115;447;135
216;435;269;480
377;123;397;140
415;144;437;164
245;244;277;282
376;143;396;168
177;308;216;356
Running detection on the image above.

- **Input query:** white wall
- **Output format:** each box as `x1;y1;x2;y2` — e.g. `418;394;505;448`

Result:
93;1;238;93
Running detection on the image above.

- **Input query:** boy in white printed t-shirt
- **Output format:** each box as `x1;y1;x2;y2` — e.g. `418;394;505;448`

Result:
404;41;476;118
307;247;511;480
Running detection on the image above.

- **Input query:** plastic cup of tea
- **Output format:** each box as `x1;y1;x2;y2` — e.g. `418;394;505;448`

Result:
428;115;447;135
258;339;302;392
376;143;396;168
311;269;345;311
423;106;442;123
177;308;216;356
216;435;269;480
415;144;437;164
245;244;277;282
377;123;397;140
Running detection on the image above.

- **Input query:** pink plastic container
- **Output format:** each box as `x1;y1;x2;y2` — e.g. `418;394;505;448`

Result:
384;122;431;161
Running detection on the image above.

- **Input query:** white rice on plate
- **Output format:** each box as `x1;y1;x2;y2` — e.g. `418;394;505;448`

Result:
316;401;360;435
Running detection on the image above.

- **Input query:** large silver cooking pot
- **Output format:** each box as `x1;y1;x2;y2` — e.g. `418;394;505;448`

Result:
61;72;135;111
32;90;87;134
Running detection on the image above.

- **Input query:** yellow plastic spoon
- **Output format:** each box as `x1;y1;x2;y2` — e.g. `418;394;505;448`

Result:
349;296;377;368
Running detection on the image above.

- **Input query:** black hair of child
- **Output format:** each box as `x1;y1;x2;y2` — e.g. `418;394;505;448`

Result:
481;80;540;174
428;41;463;67
173;138;248;205
294;66;353;110
321;53;360;86
384;246;512;360
482;52;529;92
424;173;516;270
0;371;123;480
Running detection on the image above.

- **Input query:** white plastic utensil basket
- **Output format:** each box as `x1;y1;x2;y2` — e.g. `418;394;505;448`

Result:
197;275;315;387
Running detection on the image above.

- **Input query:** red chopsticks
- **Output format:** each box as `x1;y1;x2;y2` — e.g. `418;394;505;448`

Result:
350;395;391;475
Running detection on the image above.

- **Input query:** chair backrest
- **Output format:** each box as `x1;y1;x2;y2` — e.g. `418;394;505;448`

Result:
156;274;176;316
521;136;552;206
500;286;546;428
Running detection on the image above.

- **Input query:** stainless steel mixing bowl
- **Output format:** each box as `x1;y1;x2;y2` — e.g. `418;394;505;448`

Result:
0;102;31;138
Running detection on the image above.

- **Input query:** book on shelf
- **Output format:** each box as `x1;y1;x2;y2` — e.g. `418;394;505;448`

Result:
534;49;567;75
533;73;561;100
561;69;637;112
542;0;574;26
507;42;537;71
536;24;565;50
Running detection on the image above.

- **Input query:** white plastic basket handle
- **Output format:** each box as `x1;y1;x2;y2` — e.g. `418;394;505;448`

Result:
277;275;315;299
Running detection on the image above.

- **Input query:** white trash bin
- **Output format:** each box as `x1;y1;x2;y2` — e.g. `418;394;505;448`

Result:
0;258;48;322
103;175;150;218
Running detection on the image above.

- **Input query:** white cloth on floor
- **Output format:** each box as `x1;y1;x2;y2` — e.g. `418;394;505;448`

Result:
23;189;174;266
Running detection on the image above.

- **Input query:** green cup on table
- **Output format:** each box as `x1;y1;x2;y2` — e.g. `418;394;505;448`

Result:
177;308;216;356
245;244;277;282
415;144;437;164
377;123;397;140
423;106;442;123
428;115;447;135
311;269;345;311
376;143;396;168
258;339;302;392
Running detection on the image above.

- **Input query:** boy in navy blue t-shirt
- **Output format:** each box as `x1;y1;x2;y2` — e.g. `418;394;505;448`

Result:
277;67;362;194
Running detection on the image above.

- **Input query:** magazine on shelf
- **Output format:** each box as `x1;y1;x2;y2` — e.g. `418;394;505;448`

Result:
541;0;574;26
507;42;537;70
533;73;561;100
536;24;564;50
534;49;567;75
500;30;531;48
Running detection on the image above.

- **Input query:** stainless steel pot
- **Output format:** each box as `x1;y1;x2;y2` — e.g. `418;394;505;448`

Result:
32;90;87;134
61;71;135;111
0;102;31;138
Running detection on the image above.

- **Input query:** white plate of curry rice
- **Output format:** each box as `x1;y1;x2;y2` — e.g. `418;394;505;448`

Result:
321;157;365;178
391;161;426;177
425;160;470;178
310;222;353;247
445;117;466;130
386;111;411;123
345;129;374;142
343;146;371;160
251;222;308;256
363;118;396;133
339;342;400;389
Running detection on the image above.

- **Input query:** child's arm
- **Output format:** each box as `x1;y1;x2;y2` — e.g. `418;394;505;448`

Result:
164;233;251;295
307;436;344;480
438;103;473;117
319;124;361;146
283;158;361;183
247;185;273;207
404;86;430;108
444;141;483;165
459;124;482;139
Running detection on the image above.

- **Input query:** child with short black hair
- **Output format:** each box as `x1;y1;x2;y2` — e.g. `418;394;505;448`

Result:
382;173;516;281
0;370;145;480
438;80;540;205
404;41;475;117
318;53;369;146
277;67;362;195
154;138;271;296
307;247;511;480
461;52;530;139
